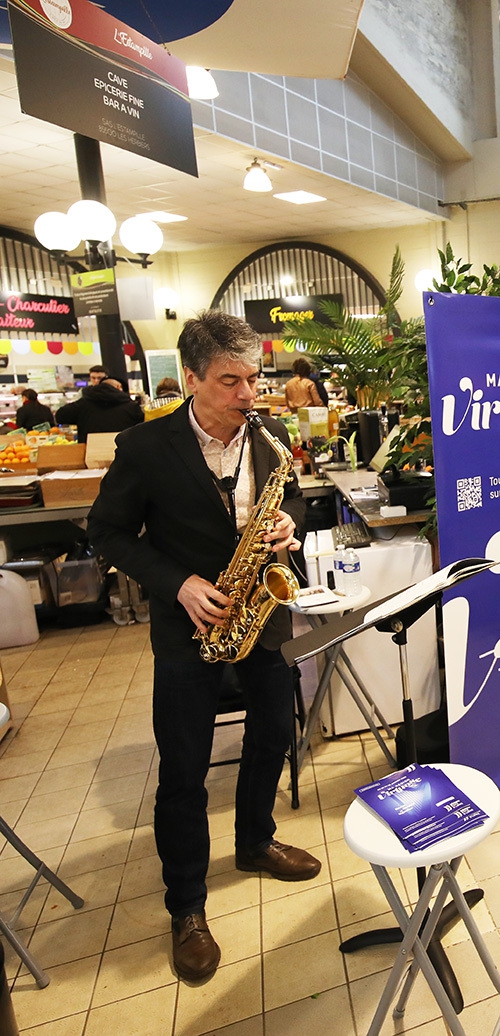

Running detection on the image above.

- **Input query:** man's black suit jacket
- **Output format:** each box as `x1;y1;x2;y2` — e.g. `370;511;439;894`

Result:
87;400;306;660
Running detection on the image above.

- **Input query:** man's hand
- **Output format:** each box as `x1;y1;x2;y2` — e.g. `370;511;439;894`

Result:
262;509;301;553
177;574;233;633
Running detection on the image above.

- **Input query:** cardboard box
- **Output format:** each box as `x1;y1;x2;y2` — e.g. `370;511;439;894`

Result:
85;432;118;469
40;469;106;507
0;466;38;476
36;443;86;474
0;434;25;448
297;407;329;441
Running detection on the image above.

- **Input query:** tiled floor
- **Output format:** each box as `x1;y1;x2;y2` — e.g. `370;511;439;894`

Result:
2;618;500;1036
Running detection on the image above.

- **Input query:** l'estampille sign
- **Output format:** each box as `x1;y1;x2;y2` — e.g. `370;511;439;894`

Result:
8;0;198;176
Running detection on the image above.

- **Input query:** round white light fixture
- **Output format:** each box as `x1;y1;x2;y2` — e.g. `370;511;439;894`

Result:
243;159;273;193
154;287;180;310
34;211;81;252
119;216;163;257
414;268;438;292
186;67;218;100
67;200;117;243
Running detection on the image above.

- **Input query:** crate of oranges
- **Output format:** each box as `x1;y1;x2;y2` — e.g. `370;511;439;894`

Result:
0;437;37;473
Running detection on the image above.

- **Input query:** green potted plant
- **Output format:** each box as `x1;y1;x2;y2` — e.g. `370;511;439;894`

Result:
281;247;406;409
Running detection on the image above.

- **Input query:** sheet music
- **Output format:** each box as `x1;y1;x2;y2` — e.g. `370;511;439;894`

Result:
364;558;494;626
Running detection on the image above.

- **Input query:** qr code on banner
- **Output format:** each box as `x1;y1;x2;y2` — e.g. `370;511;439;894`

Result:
457;476;482;511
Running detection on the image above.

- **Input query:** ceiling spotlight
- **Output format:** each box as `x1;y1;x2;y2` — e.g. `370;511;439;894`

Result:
273;191;326;205
146;211;188;223
186;67;219;99
243;159;273;193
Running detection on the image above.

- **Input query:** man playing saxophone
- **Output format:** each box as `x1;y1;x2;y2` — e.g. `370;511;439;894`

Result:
87;311;321;983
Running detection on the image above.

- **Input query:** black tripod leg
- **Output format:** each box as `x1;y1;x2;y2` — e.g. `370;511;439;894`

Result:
426;939;463;1014
289;678;300;809
432;888;484;941
340;927;403;952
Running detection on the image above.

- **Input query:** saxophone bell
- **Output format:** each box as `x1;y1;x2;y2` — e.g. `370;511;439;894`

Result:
263;563;299;605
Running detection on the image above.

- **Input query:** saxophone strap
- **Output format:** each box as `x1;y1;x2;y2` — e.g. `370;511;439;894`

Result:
208;426;247;534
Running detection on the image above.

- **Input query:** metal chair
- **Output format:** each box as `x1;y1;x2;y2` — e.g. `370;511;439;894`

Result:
211;664;305;808
0;704;84;988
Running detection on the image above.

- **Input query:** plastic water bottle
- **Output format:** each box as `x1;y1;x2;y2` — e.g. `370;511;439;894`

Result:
342;548;361;596
333;542;346;594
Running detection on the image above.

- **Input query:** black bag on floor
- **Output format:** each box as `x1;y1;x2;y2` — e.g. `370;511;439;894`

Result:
395;706;450;768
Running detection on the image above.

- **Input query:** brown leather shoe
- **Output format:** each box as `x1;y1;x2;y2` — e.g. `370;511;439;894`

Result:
235;840;321;881
172;911;221;981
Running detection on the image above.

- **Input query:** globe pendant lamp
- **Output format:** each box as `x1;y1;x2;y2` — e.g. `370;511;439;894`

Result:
119;216;164;267
243;159;272;192
67;200;117;243
34;211;82;253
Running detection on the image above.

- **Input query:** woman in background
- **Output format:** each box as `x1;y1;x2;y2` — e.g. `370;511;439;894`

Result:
285;358;324;411
16;388;54;431
155;377;183;401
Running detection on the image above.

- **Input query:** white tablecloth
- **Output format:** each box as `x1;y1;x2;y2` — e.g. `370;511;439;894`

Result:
304;526;440;734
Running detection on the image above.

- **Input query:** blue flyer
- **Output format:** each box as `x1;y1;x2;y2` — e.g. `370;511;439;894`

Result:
355;764;488;852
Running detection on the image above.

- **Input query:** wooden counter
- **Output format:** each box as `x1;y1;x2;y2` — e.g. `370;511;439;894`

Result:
324;468;431;528
297;474;332;498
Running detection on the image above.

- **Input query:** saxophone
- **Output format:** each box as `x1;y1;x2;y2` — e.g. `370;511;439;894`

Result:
193;409;300;663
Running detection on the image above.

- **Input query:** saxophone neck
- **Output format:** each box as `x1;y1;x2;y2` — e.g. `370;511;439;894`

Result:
241;409;292;467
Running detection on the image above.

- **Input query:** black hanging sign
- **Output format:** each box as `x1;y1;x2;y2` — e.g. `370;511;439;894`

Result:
0;292;78;334
244;294;343;335
8;0;198;176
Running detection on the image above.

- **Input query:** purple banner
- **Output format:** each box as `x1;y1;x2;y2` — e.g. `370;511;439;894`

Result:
425;292;500;783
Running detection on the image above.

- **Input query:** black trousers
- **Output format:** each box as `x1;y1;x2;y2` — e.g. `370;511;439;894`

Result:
152;643;293;917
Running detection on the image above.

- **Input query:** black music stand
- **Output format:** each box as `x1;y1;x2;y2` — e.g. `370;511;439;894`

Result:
282;557;494;1014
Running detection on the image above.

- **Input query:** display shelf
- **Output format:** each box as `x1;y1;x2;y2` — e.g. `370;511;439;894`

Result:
0;504;90;526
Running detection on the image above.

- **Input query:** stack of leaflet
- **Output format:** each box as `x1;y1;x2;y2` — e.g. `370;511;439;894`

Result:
354;764;489;853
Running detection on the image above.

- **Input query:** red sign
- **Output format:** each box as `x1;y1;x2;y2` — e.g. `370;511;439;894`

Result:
10;0;188;91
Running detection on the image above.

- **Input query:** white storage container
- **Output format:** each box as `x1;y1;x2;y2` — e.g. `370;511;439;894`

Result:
0;569;39;647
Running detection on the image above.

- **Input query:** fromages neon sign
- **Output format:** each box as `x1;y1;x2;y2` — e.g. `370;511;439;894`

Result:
442;376;500;434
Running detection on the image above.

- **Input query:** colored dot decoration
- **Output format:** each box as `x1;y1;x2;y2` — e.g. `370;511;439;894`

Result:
0;340;100;356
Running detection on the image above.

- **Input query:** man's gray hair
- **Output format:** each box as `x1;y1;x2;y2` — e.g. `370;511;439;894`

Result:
178;310;261;379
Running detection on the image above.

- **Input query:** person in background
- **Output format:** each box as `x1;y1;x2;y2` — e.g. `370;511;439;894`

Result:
87;310;320;984
16;388;54;431
88;364;109;386
55;376;143;443
155;376;183;400
284;357;324;411
308;365;329;406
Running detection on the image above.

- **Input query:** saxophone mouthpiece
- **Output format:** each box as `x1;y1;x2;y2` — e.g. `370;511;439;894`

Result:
240;408;263;429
